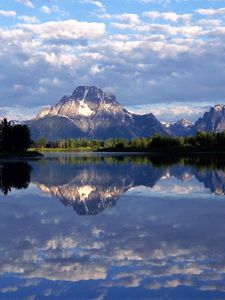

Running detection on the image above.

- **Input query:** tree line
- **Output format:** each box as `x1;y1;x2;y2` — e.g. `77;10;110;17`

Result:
3;114;225;154
32;131;225;152
0;118;31;152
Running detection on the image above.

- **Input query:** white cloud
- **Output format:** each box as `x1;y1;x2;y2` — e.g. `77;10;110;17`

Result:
198;18;222;27
138;0;170;4
0;105;41;121
40;5;51;14
15;0;34;8
17;15;39;23
79;0;106;12
196;7;225;16
19;19;105;42
126;103;211;122
0;10;16;18
144;11;192;23
40;5;68;16
39;77;62;87
0;5;225;117
117;13;141;24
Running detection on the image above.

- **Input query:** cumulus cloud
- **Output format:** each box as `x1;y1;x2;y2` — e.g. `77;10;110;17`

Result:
143;11;192;23
17;15;39;23
0;106;42;121
0;10;16;18
137;0;170;4
126;103;211;122
15;0;34;8
19;19;105;42
40;5;51;14
40;5;69;16
0;2;225;121
196;7;225;16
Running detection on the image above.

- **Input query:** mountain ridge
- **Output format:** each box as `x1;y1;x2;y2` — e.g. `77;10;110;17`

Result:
26;86;225;140
27;86;168;140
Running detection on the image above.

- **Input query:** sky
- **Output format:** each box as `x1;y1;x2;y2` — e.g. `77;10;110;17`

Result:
1;0;225;122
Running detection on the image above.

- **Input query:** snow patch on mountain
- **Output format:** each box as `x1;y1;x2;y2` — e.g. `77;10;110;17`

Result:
174;119;193;128
160;121;172;128
214;104;224;112
36;106;51;119
77;100;94;117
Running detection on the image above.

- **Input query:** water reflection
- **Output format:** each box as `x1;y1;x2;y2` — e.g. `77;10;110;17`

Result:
34;156;163;215
2;156;225;212
0;155;225;298
0;162;31;195
32;155;225;215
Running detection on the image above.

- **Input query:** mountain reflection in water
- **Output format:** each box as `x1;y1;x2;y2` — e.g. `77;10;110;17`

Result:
2;155;225;214
1;155;225;298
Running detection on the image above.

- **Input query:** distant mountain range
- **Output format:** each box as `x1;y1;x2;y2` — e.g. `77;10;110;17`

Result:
26;86;225;140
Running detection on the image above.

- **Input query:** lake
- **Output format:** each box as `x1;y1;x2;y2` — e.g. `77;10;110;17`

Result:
1;153;225;299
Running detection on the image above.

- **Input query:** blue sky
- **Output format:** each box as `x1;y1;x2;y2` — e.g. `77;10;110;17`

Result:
1;0;225;122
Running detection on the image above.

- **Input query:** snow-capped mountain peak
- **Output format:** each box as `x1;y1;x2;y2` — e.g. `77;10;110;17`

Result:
27;85;169;140
175;119;193;128
160;121;172;128
35;86;121;120
72;86;116;105
214;104;225;112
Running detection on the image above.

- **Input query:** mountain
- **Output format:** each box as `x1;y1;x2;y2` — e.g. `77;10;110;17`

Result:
26;86;168;140
167;119;195;136
161;121;171;129
195;104;225;133
161;105;225;136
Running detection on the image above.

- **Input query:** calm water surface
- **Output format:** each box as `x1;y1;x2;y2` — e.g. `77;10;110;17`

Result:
1;153;225;299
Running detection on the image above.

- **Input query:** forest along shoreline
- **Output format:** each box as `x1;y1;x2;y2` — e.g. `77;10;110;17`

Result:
31;131;225;155
1;116;225;157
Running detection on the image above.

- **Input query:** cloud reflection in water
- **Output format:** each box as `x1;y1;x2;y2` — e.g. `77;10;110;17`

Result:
0;155;225;298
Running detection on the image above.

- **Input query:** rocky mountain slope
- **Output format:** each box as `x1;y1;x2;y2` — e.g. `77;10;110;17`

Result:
163;105;225;136
166;119;195;136
195;104;225;133
26;86;225;140
27;86;168;140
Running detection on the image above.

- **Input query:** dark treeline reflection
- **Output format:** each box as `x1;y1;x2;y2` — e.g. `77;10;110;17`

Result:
43;154;225;170
42;153;225;170
149;155;225;170
0;162;31;195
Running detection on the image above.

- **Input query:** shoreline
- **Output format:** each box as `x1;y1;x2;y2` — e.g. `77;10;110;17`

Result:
29;147;225;156
0;150;43;159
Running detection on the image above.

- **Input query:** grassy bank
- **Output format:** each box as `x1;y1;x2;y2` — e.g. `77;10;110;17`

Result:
30;145;225;155
31;132;225;154
30;147;100;153
98;145;225;154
